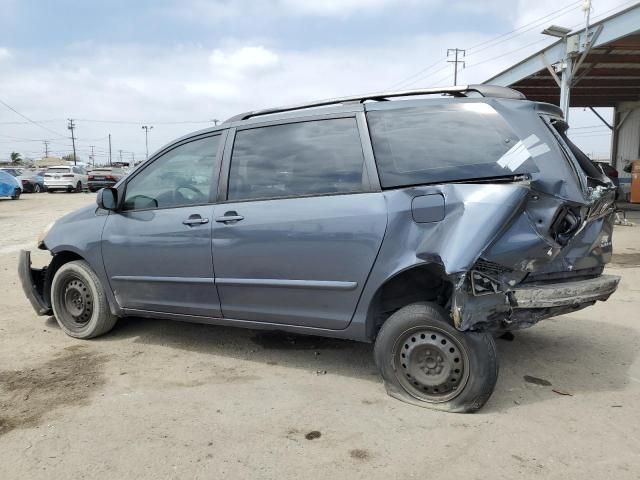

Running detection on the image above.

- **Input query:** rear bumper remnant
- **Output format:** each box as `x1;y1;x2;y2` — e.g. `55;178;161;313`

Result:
510;274;620;308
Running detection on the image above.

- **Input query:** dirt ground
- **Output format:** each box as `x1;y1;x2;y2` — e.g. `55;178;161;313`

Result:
1;192;639;480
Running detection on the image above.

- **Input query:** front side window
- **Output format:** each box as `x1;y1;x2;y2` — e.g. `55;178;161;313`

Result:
123;135;221;210
228;118;367;201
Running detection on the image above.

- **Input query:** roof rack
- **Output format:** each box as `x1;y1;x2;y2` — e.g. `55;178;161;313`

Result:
224;84;525;123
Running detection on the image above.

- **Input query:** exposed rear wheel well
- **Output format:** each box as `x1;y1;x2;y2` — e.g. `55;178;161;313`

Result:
366;264;452;341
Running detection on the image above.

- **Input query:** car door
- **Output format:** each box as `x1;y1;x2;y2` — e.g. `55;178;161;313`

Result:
212;115;387;330
102;132;226;317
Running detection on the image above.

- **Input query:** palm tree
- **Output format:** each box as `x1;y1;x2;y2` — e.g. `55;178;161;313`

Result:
10;152;22;165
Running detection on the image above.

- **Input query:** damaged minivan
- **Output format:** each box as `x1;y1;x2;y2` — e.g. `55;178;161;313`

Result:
20;85;620;412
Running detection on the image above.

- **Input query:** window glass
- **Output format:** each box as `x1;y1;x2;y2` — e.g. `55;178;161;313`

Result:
47;167;71;174
228;118;366;201
123;135;220;210
367;103;525;188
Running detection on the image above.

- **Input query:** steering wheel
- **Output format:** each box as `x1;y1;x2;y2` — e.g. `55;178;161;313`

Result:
176;184;207;203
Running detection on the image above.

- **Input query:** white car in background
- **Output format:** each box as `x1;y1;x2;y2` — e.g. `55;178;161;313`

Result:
44;165;89;193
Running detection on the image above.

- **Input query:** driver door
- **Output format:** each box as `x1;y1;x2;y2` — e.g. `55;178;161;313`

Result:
101;132;225;318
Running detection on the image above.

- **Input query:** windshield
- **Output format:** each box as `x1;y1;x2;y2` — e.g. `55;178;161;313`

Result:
47;168;71;174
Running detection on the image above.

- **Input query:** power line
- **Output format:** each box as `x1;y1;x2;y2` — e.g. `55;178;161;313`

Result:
385;1;583;90
0;98;68;138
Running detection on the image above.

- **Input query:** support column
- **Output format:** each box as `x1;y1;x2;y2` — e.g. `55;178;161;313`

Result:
559;56;573;122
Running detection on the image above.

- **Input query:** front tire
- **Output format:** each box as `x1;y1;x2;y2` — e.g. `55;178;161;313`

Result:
374;302;498;413
51;260;117;339
10;188;21;200
33;184;42;193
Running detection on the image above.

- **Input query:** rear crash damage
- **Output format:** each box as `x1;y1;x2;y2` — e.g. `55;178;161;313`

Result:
417;120;621;333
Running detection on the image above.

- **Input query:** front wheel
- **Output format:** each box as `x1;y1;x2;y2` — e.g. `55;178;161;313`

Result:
374;302;498;413
51;260;117;339
33;184;42;193
74;181;82;193
10;188;21;200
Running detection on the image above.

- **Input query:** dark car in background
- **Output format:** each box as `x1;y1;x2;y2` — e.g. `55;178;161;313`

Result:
20;169;47;193
88;167;125;192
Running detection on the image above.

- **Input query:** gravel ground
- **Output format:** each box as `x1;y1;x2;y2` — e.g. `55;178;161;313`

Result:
1;192;639;479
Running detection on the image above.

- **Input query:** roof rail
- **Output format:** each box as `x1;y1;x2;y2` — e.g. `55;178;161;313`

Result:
224;84;525;123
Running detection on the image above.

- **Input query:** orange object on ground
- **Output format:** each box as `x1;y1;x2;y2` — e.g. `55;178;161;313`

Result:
631;160;640;204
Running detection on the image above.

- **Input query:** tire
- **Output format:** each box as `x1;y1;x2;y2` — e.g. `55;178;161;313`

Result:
10;188;21;200
74;181;82;193
33;184;41;193
50;260;118;339
374;302;498;413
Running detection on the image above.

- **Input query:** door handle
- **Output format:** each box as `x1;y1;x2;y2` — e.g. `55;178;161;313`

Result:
215;212;244;223
182;215;209;226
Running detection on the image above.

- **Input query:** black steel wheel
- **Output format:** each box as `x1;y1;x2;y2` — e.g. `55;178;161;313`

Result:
374;302;498;413
58;276;94;326
394;325;469;403
51;260;117;339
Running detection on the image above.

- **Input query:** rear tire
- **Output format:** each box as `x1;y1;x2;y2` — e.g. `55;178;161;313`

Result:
51;260;117;339
374;302;498;413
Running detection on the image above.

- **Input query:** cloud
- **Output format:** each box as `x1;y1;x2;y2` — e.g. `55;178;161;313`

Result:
209;46;279;72
0;47;11;60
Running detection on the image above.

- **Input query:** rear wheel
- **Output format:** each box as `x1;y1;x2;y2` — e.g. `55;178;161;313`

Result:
374;302;498;413
51;260;117;339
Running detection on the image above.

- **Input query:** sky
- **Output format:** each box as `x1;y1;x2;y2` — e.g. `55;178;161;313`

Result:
0;0;635;165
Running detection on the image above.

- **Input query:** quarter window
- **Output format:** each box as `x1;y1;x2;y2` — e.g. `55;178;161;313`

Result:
228;118;367;201
123;135;221;210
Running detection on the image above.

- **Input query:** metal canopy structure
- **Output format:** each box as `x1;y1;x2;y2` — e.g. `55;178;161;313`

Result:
484;3;640;109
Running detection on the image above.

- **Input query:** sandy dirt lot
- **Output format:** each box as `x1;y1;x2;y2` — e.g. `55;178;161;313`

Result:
1;192;639;479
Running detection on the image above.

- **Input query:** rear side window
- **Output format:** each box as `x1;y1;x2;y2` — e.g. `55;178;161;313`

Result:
367;103;523;188
228;118;367;201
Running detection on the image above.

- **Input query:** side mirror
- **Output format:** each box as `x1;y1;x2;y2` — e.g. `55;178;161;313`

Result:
97;187;118;210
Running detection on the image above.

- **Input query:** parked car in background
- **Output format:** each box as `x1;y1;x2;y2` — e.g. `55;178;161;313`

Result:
0;170;21;199
88;167;125;192
16;169;47;193
0;167;34;193
44;165;88;193
593;161;620;200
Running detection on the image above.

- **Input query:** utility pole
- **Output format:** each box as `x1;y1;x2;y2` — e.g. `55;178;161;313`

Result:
108;134;112;166
447;48;466;86
67;118;77;165
131;152;135;165
119;149;123;164
89;145;95;167
43;140;49;158
211;119;220;126
141;125;153;160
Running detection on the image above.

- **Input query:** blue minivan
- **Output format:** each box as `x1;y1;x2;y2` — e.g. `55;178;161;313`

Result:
19;85;620;412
